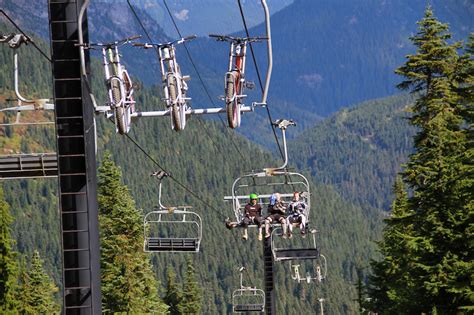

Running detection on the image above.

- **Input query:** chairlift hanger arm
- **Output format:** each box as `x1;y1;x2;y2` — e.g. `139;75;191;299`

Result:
129;104;254;119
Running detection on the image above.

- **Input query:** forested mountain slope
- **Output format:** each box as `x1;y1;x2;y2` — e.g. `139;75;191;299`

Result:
289;93;417;212
1;21;380;313
4;0;471;141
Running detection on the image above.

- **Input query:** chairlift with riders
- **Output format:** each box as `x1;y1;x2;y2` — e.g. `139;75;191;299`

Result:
224;119;326;264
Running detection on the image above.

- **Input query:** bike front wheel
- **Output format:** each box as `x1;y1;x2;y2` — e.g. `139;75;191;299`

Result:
167;73;183;131
225;71;241;128
111;78;127;134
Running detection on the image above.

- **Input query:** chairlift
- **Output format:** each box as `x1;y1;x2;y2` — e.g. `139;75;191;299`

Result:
224;119;310;225
0;33;55;126
290;254;327;284
232;267;265;313
143;171;202;253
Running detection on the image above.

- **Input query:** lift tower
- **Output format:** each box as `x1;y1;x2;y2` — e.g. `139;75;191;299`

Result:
48;0;101;313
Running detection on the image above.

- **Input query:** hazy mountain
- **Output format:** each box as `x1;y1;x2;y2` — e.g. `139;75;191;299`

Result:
101;0;294;37
191;0;473;126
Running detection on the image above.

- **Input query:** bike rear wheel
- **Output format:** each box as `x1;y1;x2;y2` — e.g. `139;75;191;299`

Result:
226;71;240;128
111;78;127;134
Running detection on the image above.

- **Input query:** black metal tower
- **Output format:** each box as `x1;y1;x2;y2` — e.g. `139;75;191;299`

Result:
263;235;276;315
48;0;101;313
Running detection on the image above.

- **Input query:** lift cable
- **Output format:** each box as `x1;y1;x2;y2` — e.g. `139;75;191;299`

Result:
236;0;286;162
120;120;251;265
122;129;225;218
0;10;51;63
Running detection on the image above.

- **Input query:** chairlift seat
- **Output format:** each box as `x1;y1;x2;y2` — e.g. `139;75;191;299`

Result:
145;237;198;252
273;248;319;261
234;304;264;312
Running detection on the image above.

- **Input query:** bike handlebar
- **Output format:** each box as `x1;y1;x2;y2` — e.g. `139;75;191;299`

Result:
76;35;142;49
133;35;197;49
209;34;268;43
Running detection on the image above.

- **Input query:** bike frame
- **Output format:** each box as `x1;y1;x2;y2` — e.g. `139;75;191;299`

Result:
158;44;189;108
101;45;135;110
227;41;248;103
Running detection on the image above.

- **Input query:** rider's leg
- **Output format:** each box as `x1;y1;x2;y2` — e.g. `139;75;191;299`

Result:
264;217;272;238
285;216;293;235
280;217;288;237
255;217;264;241
300;215;307;234
241;217;250;240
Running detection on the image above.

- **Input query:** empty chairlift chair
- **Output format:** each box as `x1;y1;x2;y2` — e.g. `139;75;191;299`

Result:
143;171;202;253
232;267;265;313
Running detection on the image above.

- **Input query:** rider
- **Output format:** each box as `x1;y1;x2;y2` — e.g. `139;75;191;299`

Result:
264;193;287;238
225;193;263;240
286;191;308;237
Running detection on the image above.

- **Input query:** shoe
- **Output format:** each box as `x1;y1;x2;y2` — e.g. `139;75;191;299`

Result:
258;233;263;241
225;218;232;230
288;232;293;239
242;234;248;240
282;233;287;239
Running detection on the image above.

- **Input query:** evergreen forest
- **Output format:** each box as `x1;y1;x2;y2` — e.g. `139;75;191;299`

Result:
0;2;472;314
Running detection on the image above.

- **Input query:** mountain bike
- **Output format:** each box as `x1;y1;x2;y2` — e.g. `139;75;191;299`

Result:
79;35;140;134
134;35;196;131
209;34;266;128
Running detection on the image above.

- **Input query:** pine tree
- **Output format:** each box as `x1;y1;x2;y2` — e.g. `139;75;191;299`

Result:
369;7;473;313
367;177;422;313
16;250;60;314
164;266;183;315
98;152;168;314
178;259;202;314
0;186;18;313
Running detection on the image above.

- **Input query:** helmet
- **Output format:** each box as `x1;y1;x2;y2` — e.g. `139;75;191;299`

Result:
249;193;258;200
269;194;277;206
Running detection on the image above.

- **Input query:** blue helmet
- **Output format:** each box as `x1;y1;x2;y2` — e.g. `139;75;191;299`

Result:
269;193;277;206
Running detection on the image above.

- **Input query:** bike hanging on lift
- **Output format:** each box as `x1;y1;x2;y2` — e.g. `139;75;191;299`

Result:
209;34;267;128
79;35;141;135
134;35;196;131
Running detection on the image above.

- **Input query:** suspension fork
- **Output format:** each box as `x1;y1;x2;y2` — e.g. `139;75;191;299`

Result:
102;47;111;81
